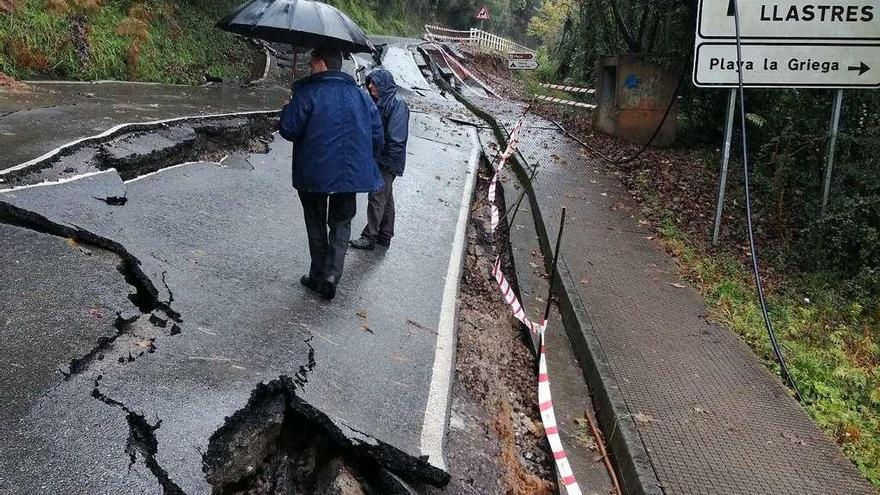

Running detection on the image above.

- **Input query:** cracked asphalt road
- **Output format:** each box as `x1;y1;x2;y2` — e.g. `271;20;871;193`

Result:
1;40;479;493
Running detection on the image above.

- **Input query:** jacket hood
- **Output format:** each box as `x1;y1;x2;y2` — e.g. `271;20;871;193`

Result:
367;69;398;106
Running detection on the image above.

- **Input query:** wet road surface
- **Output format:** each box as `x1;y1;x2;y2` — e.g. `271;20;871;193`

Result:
1;39;479;493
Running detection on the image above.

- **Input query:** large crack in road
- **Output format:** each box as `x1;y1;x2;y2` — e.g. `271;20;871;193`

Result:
1;113;278;189
1;89;475;493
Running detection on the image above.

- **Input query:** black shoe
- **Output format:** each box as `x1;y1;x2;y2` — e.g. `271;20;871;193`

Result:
376;238;391;248
301;275;336;300
349;237;375;250
300;275;322;293
319;280;337;300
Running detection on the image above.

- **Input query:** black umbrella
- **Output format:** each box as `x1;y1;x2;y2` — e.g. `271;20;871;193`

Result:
216;0;374;53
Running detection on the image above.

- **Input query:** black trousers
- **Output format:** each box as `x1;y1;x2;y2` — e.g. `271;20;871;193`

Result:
361;170;396;244
298;191;357;285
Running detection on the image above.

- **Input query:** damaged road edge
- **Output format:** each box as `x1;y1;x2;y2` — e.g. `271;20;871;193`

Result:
0;201;182;381
204;374;450;495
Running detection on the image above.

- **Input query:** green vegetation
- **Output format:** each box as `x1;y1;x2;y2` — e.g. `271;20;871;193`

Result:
325;0;419;36
528;0;880;486
658;218;880;487
0;0;539;84
0;0;255;84
325;0;540;40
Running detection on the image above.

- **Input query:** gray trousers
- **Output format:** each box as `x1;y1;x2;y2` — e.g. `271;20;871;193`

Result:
298;191;356;284
361;170;396;244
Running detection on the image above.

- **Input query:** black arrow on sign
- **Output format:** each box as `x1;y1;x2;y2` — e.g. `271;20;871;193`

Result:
848;62;870;76
727;0;735;16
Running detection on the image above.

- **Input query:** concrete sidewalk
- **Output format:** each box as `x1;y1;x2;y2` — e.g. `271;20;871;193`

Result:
466;96;876;495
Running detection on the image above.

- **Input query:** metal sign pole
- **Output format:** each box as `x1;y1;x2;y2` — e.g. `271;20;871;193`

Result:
712;88;737;245
821;89;844;216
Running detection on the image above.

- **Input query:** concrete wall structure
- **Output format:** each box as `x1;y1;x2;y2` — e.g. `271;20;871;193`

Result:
595;54;679;147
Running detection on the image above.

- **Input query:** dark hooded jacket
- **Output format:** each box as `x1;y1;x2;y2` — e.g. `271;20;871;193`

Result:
368;70;410;177
279;70;385;193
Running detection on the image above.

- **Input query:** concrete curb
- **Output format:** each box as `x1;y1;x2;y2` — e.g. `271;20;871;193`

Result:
441;82;664;495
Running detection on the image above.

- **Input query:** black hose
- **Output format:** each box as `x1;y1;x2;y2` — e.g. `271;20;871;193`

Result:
731;0;802;401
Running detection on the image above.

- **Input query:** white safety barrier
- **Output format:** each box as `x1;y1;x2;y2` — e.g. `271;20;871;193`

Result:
425;25;535;56
535;94;596;109
485;113;583;495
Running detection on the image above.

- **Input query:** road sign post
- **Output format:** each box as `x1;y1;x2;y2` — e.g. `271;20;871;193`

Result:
821;89;844;215
475;5;490;30
696;0;877;240
508;52;538;70
712;88;737;245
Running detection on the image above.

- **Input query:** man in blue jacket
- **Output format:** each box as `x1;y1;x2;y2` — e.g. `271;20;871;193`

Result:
350;69;410;251
279;46;384;300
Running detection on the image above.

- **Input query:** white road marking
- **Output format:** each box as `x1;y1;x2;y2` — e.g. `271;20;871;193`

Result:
420;127;480;471
0;169;116;193
123;161;219;184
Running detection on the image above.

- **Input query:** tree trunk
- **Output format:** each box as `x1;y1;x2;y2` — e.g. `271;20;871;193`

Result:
607;0;641;52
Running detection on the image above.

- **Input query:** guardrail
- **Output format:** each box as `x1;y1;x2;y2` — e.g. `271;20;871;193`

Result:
424;25;536;56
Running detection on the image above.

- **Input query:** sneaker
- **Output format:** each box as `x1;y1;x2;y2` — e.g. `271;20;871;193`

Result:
349;237;375;250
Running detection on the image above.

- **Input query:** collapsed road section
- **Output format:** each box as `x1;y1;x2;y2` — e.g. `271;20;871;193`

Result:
0;97;478;492
1;112;278;189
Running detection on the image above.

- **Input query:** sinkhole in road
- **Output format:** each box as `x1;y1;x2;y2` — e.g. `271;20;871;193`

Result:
1;113;278;188
203;374;442;495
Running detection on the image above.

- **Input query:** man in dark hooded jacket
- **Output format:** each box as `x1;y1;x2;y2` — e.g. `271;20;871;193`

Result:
350;69;410;251
279;46;385;300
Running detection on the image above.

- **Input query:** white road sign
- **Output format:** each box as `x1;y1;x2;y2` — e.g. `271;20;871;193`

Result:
699;0;880;40
693;0;880;88
694;43;879;88
509;59;539;70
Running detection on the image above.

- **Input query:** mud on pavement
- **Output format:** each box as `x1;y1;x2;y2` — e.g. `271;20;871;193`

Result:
432;155;556;495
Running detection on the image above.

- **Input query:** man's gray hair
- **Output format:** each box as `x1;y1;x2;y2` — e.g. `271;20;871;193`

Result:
311;45;343;71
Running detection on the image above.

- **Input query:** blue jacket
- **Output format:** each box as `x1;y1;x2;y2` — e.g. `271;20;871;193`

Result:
368;70;410;177
279;70;385;193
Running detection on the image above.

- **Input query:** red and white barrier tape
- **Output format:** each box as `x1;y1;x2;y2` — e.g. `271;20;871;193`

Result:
538;333;583;495
535;94;596;109
429;43;501;99
485;117;582;495
491;257;544;336
490;256;583;495
539;83;596;94
488;118;524;231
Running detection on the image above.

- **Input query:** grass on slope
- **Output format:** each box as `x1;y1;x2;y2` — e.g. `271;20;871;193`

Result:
657;213;880;488
0;0;255;84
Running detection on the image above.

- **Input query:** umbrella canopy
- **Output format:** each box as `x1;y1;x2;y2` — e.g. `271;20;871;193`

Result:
217;0;374;53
